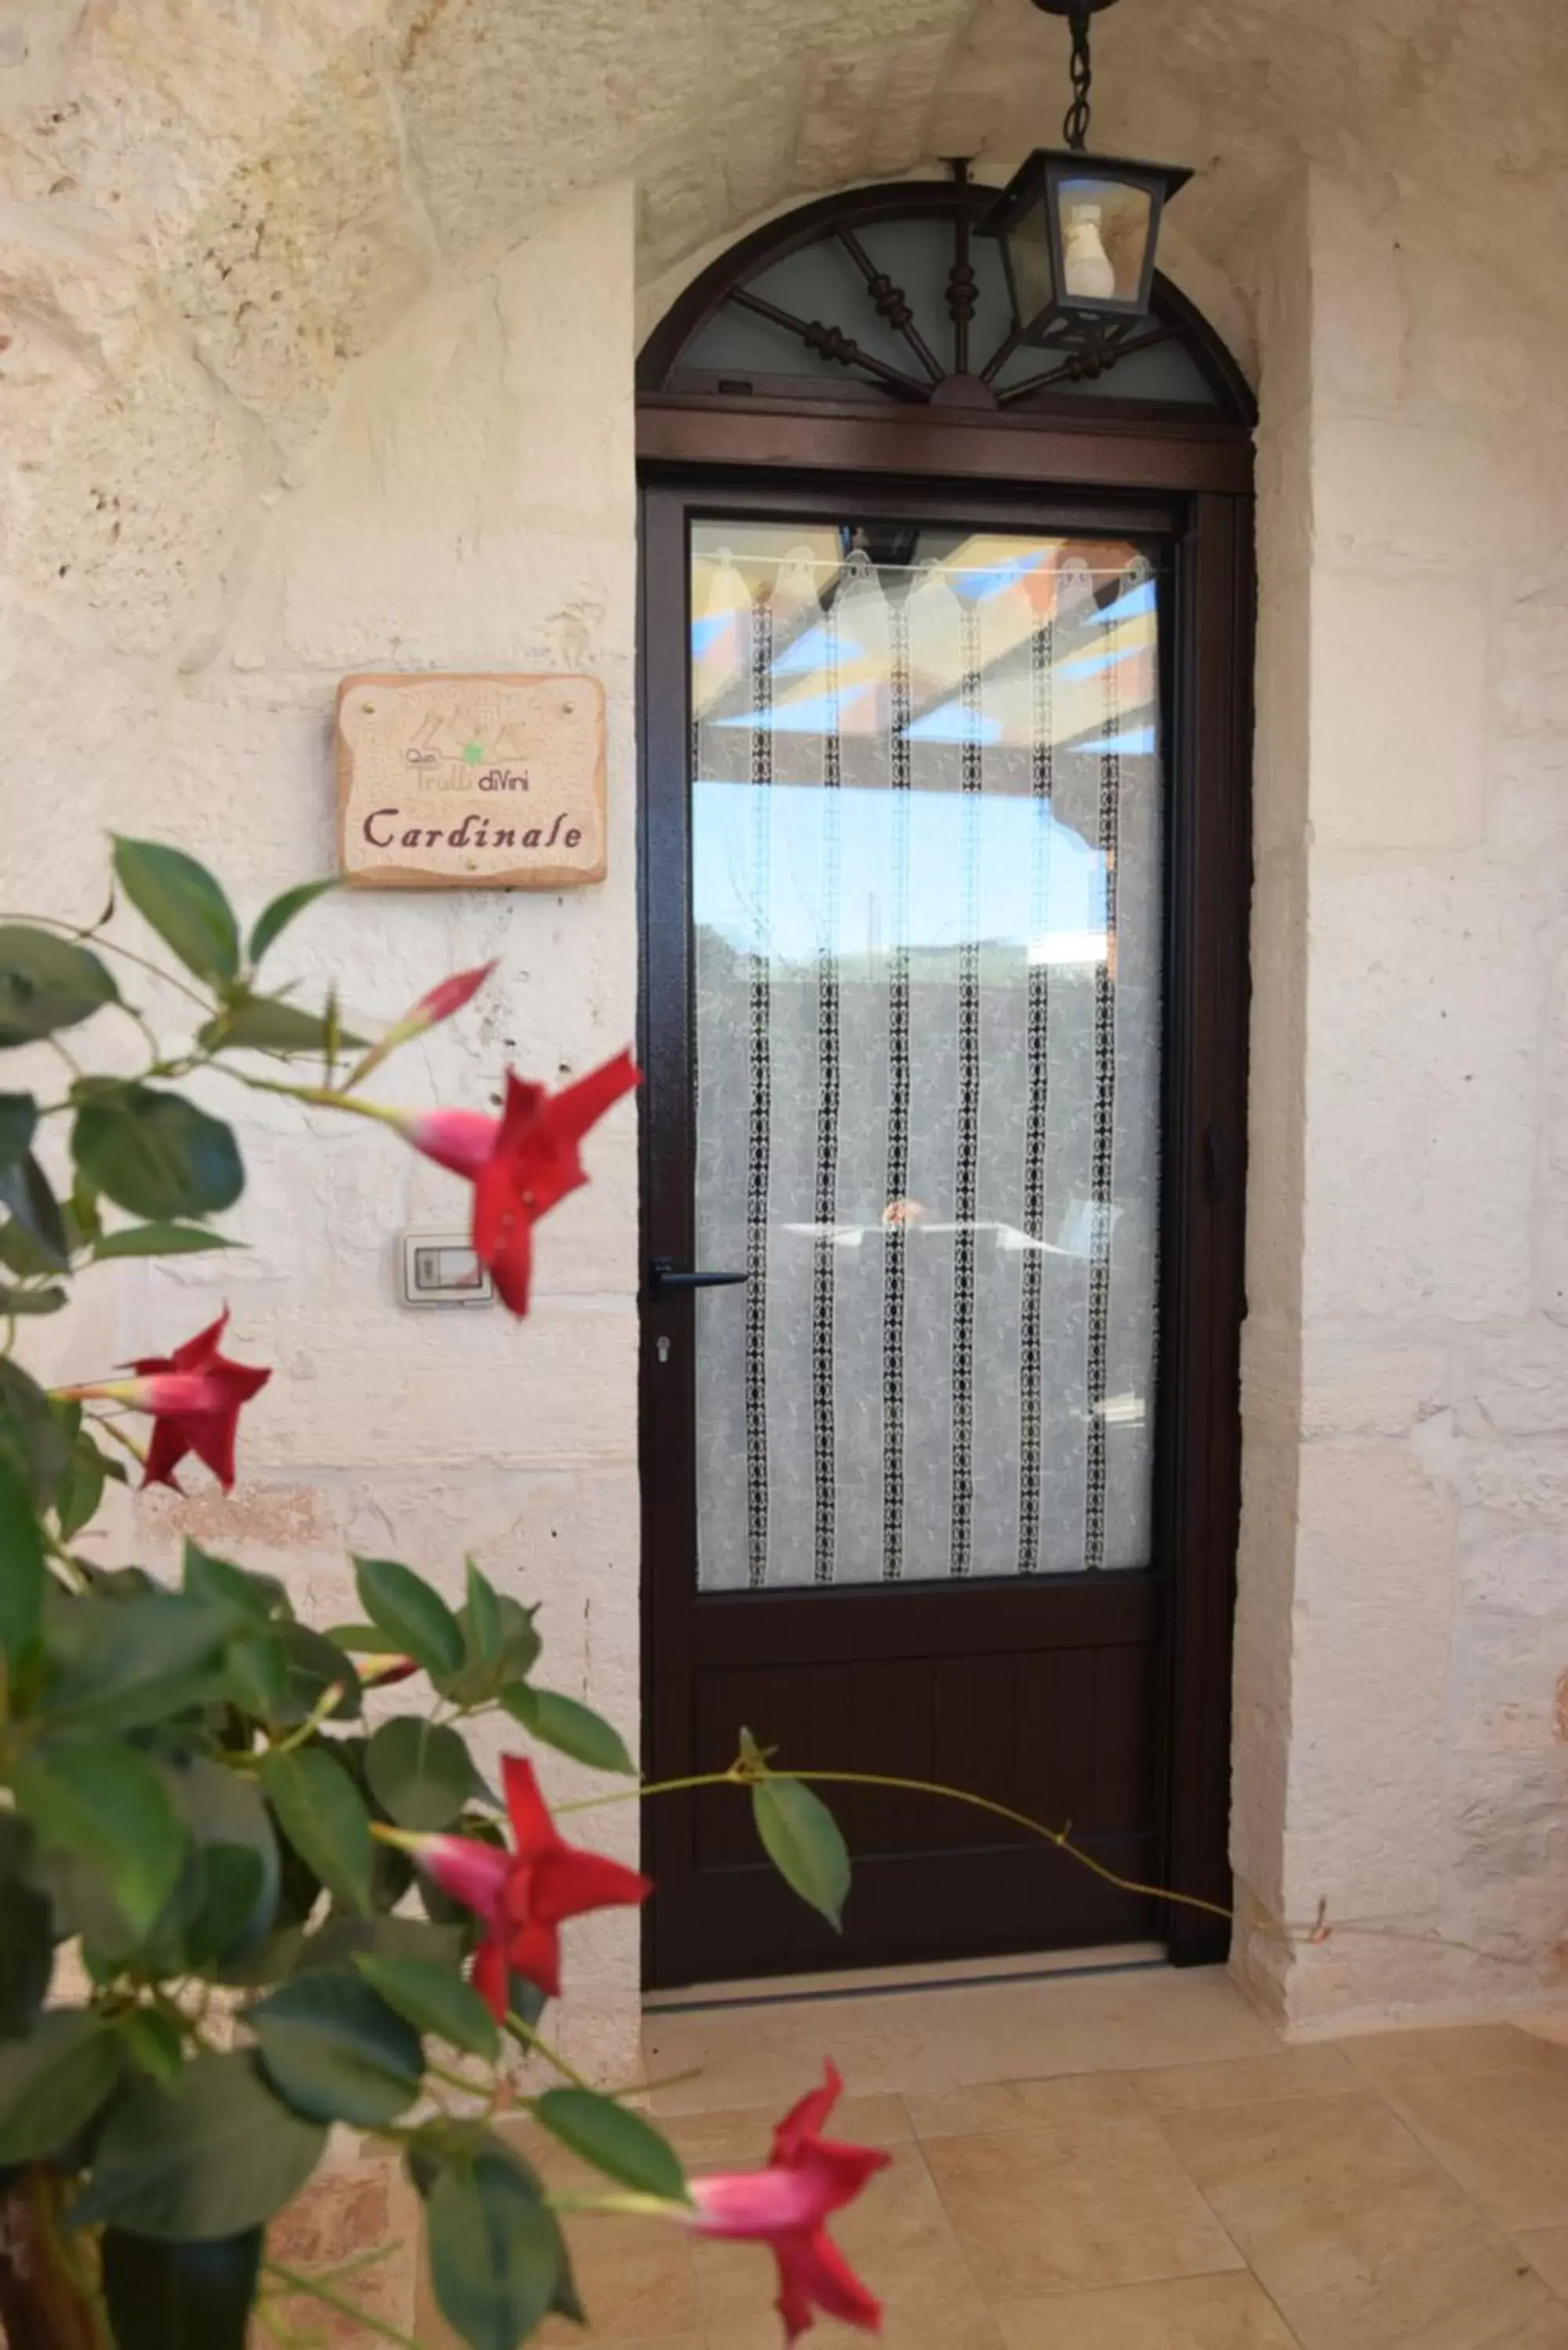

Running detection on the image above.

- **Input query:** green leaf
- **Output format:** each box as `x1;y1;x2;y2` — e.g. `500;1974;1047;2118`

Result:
262;1747;374;1916
72;1083;244;1222
297;1915;464;1973
248;878;336;967
113;837;240;987
182;1539;283;1625
365;1717;473;1832
0;1094;37;1168
424;2143;566;2350
465;1558;502;1667
533;2089;687;2202
0;1358;68;1506
226;1634;288;1718
93;1221;240;1260
0;1281;64;1314
55;1440;107;1539
750;1773;851;1931
352;1955;499;2063
0;924;117;1047
0;1150;69;1269
0;1452;45;1663
354;1556;464;1677
0;1817;52;2041
42;1588;240;1734
434;1596;541;1708
499;1684;636;1777
324;1622;408;1656
249;1968;422;2130
119;2006;187;2087
0;2009;122;2162
271;1620;363;1725
170;1756;280;1975
16;1737;186;1938
103;2226;262;2350
72;2050;326;2241
198;998;366;1057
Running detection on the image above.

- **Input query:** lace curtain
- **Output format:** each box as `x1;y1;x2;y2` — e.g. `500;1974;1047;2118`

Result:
689;524;1162;1588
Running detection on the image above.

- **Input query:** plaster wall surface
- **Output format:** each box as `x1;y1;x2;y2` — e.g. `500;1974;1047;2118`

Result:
0;0;1566;2113
1234;153;1568;2030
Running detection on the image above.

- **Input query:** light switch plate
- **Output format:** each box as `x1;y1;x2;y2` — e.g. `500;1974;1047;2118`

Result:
399;1231;494;1307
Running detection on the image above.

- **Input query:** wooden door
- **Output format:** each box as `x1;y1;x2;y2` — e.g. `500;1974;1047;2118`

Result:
638;472;1248;1989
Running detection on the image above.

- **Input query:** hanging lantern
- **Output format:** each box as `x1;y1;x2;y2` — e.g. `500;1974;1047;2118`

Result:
985;0;1191;360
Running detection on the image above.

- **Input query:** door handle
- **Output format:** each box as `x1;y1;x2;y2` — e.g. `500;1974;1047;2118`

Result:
648;1258;747;1299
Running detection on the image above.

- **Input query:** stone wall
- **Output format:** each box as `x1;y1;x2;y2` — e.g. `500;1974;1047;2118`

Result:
2;179;647;2088
2;0;1568;2084
1234;150;1568;2027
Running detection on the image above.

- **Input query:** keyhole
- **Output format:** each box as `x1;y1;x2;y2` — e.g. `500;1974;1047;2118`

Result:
656;1334;671;1365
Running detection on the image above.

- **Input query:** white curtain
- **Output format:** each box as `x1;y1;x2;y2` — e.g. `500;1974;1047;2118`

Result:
691;526;1162;1589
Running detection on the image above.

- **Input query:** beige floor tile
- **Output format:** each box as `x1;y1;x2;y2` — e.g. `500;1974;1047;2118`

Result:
642;1965;1277;2115
908;2070;1147;2139
994;2272;1301;2348
923;2113;1244;2298
1383;2056;1568;2232
1135;2048;1360;2114
660;2092;911;2169
533;2214;703;2347
1335;2023;1558;2089
690;2140;1004;2350
1517;2226;1568;2302
1159;2088;1565;2348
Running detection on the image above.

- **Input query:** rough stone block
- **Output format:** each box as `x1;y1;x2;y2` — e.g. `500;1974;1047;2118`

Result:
241;1297;638;1472
1451;1610;1568;1755
1312;414;1545;573
1284;1441;1455;1915
1308;170;1408;416
1456;1509;1568;1618
268;2155;419;2347
1468;1322;1568;1437
1302;1323;1451;1437
1309;570;1488;850
1302;855;1541;1322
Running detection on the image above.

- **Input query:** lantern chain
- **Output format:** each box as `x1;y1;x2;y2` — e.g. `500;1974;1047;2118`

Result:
1063;5;1093;150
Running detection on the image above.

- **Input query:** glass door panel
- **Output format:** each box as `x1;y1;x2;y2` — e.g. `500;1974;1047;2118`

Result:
689;521;1163;1590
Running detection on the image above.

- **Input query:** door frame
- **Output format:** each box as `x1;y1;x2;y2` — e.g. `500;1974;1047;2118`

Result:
636;418;1252;1984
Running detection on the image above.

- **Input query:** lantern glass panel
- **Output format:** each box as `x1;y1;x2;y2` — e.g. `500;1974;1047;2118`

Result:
1005;201;1055;332
1052;172;1154;307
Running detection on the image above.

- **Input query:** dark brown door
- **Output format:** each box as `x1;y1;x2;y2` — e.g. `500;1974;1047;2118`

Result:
639;472;1247;1989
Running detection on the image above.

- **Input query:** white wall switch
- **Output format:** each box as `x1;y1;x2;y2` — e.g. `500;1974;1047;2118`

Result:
399;1231;494;1307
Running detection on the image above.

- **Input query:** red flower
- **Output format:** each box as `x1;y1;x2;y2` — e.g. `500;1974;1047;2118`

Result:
392;1050;640;1315
390;1754;650;2019
56;1307;271;1492
349;960;497;1087
684;2063;889;2343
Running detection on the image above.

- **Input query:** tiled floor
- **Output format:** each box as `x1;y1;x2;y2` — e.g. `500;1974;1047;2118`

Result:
418;1968;1568;2348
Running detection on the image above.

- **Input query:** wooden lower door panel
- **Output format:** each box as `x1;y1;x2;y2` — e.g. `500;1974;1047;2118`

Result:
670;1576;1164;1982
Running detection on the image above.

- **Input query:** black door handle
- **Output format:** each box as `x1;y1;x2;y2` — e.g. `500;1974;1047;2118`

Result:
649;1258;747;1299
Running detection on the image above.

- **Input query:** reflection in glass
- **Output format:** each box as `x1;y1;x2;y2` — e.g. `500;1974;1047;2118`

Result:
690;523;1163;1589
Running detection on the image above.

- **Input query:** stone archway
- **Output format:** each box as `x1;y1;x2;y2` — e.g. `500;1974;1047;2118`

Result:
3;0;1568;2053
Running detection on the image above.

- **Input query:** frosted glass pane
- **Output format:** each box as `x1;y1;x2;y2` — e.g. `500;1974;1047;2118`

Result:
690;523;1164;1589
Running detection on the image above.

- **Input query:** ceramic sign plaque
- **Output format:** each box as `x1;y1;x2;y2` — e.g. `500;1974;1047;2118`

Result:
336;671;606;890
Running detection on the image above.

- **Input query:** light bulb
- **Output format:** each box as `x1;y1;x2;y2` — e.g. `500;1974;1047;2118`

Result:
1061;202;1116;300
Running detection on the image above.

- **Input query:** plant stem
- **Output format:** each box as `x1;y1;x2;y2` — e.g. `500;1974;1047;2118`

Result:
553;1770;738;1815
558;1765;1237;1932
266;1682;346;1756
260;2261;425;2350
505;2010;594;2092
